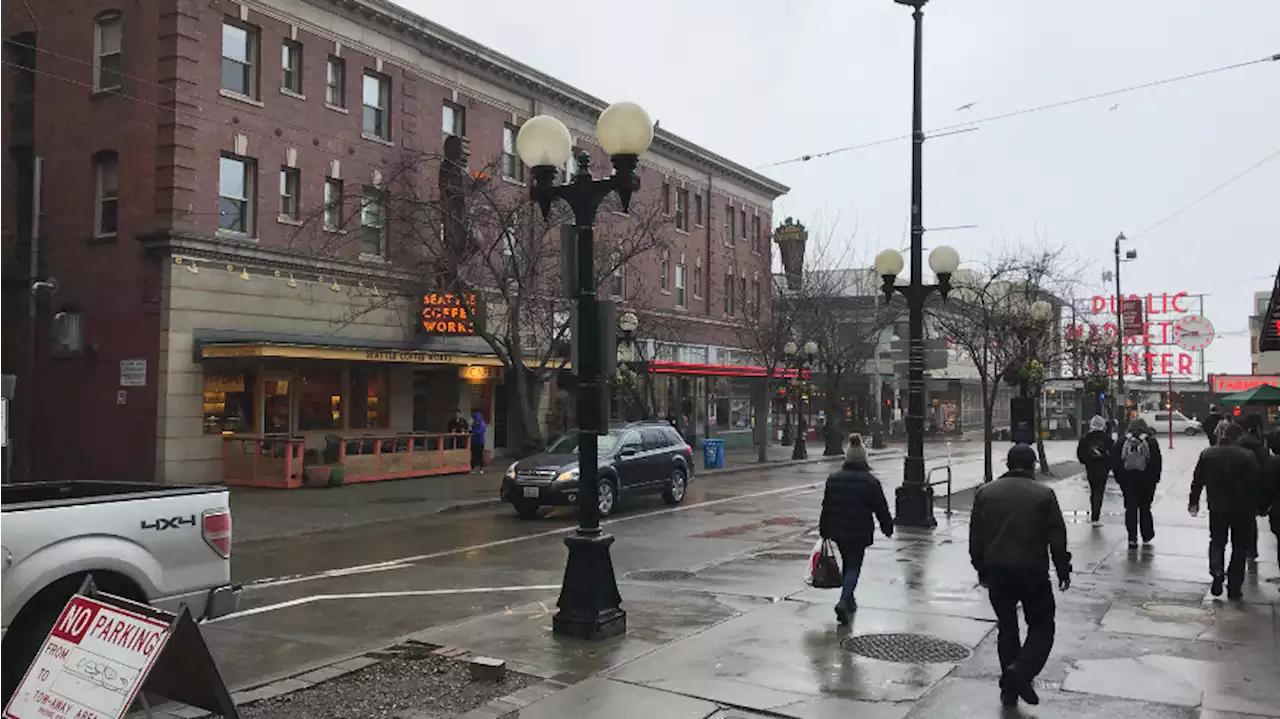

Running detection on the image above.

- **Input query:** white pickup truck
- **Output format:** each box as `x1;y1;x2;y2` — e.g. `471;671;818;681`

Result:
1;481;240;699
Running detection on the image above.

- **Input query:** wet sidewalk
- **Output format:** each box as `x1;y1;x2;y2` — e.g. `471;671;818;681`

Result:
230;443;893;543
402;436;1278;719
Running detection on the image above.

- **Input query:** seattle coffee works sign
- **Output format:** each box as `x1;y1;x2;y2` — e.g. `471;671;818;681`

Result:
420;292;482;335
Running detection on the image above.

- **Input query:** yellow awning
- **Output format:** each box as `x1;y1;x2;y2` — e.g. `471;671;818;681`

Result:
199;342;563;369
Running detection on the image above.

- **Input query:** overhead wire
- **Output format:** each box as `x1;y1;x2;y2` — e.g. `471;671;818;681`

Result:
756;53;1280;169
1130;146;1280;240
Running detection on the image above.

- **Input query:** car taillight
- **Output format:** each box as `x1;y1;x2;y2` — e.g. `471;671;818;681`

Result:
203;509;232;559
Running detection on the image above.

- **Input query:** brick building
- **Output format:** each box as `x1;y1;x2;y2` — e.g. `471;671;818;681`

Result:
1;0;787;484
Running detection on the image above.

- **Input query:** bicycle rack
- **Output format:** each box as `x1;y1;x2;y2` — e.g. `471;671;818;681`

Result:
927;464;953;516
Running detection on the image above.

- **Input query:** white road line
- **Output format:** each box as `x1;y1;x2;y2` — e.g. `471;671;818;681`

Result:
209;585;563;623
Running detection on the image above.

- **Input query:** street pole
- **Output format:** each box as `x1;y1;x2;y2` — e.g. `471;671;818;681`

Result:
1113;232;1126;431
897;0;932;527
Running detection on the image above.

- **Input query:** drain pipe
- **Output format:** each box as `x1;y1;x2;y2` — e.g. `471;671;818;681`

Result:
23;155;44;482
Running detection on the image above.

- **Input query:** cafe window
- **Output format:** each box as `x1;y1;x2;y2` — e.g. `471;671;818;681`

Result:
349;367;389;429
203;370;256;434
298;369;343;430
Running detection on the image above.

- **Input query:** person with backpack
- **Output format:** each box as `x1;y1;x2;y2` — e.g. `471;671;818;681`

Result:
1203;406;1224;446
1114;417;1162;548
819;433;893;625
1076;415;1115;526
1190;423;1263;599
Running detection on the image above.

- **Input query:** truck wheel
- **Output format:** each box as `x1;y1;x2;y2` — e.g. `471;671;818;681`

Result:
2;602;59;704
513;501;540;519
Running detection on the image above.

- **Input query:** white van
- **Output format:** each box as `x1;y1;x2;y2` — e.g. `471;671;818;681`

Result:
1138;411;1203;436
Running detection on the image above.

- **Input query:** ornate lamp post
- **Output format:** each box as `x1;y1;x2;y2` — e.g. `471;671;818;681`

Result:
875;245;960;528
516;101;653;641
784;340;819;460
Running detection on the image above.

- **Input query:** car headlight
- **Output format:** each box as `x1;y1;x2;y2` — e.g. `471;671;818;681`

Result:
556;468;580;483
505;462;518;480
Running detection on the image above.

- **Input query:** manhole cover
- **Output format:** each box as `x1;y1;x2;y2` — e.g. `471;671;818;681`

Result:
626;570;696;581
753;552;811;561
372;496;428;504
841;633;971;664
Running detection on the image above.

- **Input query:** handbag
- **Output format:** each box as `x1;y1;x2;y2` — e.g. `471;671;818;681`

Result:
805;539;843;589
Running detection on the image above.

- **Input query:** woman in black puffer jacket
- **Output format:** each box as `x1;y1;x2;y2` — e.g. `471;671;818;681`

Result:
819;433;894;624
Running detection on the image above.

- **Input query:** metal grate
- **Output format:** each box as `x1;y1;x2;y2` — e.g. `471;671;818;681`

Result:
625;570;696;581
841;633;972;664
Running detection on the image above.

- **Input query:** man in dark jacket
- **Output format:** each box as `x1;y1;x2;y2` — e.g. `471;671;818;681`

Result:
1203;406;1224;446
819;433;893;625
1076;415;1114;526
1190;423;1263;599
1114;417;1163;548
1238;414;1271;561
1264;434;1280;565
969;444;1072;707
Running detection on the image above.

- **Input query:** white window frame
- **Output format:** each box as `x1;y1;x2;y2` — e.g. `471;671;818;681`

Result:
609;252;624;298
279;166;300;221
93;14;123;92
281;39;302;94
502;125;523;182
360;186;387;256
94;153;119;238
675;188;688;231
442;101;464;144
675;263;686;308
659;251;670;293
218;154;255;235
362;72;390;140
221;20;257;98
325;55;345;107
323;177;343;230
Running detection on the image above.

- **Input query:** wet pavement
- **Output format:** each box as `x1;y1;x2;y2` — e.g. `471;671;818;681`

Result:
199;437;1276;717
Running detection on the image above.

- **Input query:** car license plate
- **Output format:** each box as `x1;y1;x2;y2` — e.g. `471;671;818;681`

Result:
522;486;539;498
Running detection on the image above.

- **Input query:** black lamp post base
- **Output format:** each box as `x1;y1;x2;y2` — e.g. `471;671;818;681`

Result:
552;531;627;641
792;440;808;461
894;482;937;529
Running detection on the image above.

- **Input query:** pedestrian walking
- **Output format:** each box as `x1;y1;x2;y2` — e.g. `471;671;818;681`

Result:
1263;434;1280;565
969;444;1072;708
1239;413;1272;561
1189;423;1263;599
1076;415;1115;526
469;411;486;473
1203;406;1224;446
1214;415;1234;446
1114;417;1162;548
818;433;893;625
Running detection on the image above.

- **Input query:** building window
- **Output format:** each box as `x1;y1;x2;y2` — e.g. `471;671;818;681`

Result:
324;177;343;230
442;101;464;144
325;55;345;106
660;251;670;292
724;273;735;315
661;182;670;215
675;263;686;308
724;205;734;243
502;125;523;181
51;310;85;357
562;151;578;182
739;277;747;313
694;193;703;226
752;215;762;253
350;367;389;429
298;369;343;431
675;188;688;231
739;209;747;240
94;153;119;237
752;279;761;318
279;166;300;221
93;14;122;92
360;186;387;255
281;40;302;94
362;72;390;140
218;154;254;234
203;370;256;434
609;252;624;297
221;21;257;98
693;264;703;298
501;226;520;278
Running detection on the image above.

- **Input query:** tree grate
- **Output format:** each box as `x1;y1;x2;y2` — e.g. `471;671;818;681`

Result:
841;633;972;664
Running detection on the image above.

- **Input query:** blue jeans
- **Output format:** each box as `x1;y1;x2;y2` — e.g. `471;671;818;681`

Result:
836;541;867;606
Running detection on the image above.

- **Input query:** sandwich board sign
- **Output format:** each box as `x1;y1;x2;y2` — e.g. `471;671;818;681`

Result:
4;577;238;719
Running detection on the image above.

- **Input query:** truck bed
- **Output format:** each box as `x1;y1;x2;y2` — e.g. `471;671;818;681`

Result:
1;481;226;511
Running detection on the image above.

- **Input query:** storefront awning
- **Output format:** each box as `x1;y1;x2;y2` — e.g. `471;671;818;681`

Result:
644;361;810;379
199;342;508;367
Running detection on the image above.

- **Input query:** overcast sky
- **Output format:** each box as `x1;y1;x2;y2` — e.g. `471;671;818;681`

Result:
405;0;1280;376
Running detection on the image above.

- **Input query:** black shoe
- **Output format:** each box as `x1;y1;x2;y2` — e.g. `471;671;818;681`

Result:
999;668;1019;707
1018;681;1041;705
1210;576;1224;597
835;602;850;625
1227;588;1243;601
1128;539;1139;549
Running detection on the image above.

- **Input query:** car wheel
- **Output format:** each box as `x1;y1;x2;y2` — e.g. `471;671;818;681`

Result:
1184;427;1199;436
598;478;618;518
663;467;688;505
514;501;540;519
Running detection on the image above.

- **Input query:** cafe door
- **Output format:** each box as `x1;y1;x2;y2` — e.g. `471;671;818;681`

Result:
260;372;294;434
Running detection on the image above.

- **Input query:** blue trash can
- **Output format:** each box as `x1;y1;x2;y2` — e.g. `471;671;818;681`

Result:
702;438;725;470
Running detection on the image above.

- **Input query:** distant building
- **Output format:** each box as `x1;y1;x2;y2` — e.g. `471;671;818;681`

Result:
1250;273;1280;374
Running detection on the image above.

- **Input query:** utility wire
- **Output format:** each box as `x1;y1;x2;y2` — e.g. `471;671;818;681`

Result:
1130;146;1280;240
757;53;1280;169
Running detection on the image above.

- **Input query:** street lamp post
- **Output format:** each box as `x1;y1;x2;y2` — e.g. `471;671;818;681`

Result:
516;101;654;641
875;245;960;528
784;340;819;460
1113;233;1137;430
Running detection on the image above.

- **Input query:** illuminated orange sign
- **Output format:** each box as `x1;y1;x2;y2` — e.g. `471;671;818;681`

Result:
422;292;478;335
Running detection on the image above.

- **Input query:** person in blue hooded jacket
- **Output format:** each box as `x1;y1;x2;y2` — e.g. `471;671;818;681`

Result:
470;412;486;473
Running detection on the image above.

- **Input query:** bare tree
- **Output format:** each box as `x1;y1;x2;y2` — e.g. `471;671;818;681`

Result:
289;148;673;454
735;275;798;462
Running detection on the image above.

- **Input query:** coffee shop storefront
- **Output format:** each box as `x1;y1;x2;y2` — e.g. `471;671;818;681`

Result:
197;339;505;488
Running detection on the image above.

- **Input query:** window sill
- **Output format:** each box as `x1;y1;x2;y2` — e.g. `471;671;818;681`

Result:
361;132;395;147
359;253;388;263
280;87;306;100
323;226;347;235
90;87;122;99
278;215;304;226
675;228;690;236
88;233;118;244
325;102;349;114
219;88;265;107
659;289;671;296
501;175;526;188
216;229;260;242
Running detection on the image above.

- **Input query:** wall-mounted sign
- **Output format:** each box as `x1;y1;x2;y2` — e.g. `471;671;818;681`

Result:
459;365;502;382
1173;314;1214;351
1211;374;1279;394
119;359;147;387
421;293;478;335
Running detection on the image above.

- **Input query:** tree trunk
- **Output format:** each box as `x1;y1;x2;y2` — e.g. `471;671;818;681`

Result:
1034;393;1052;475
824;380;843;456
981;377;996;483
756;378;770;463
509;366;545;457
